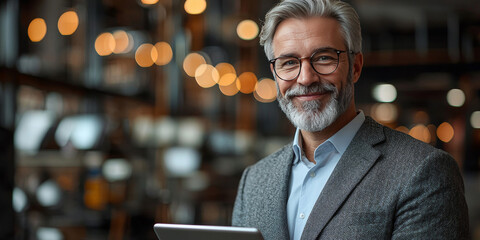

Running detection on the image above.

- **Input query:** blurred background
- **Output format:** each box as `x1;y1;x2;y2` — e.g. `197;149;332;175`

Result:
1;0;479;239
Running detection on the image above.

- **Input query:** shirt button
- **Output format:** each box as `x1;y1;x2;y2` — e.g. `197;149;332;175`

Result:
310;172;316;177
299;213;305;219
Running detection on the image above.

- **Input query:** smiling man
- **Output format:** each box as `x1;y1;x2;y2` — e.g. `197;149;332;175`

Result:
231;0;469;239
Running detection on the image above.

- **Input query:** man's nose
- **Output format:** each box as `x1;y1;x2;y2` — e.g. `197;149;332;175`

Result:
296;60;320;86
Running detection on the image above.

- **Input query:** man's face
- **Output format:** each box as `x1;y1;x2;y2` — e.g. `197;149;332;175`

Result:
271;17;361;132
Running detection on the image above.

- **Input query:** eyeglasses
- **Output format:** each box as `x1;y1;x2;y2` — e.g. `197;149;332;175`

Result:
269;48;354;81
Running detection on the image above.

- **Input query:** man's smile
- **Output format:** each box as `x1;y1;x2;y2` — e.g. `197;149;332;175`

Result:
293;91;330;101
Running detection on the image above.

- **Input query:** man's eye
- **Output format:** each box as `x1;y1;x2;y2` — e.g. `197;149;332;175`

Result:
313;55;335;62
280;59;298;67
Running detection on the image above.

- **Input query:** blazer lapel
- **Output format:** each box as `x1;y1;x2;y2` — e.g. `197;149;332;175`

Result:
301;117;385;240
261;144;294;240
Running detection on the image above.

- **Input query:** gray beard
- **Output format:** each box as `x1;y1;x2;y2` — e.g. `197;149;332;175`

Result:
277;74;354;132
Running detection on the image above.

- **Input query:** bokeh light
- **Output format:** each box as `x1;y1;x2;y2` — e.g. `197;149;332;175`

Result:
13;188;28;212
254;78;277;102
409;124;431;143
372;83;397;103
15;111;54;154
57;11;79;35
141;0;159;4
183;52;207;77
70;116;103;150
95;32;115;56
135;43;156;67
219;79;239;96
178;118;205;148
218;73;237;87
153;117;177;147
413;110;429;124
55;115;103;150
132;116;154;146
102;158;132;182
446;88;465;107
372;103;398;123
236;20;259;40
37;180;61;207
437;122;454;143
236;72;258;94
216;63;236;86
112;30;133;54
28;18;47;42
154;41;173;66
195;64;218;88
151;46;159;63
471;111;480;129
164;147;201;177
184;0;207;15
395;126;409;134
37;227;63;240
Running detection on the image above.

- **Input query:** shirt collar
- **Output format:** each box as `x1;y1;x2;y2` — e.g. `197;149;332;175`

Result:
292;111;365;164
292;128;303;165
328;110;365;154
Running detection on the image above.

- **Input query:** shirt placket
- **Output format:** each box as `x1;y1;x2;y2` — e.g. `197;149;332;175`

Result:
295;157;317;239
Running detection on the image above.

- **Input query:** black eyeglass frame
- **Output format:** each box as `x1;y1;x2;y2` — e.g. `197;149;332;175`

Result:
269;48;355;81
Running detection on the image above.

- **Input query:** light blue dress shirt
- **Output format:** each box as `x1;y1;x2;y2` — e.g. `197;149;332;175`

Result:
287;111;365;240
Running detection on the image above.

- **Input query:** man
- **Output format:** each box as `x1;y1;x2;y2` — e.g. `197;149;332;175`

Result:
232;0;469;239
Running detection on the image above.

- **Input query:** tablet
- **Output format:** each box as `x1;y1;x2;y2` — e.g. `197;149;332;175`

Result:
153;223;264;240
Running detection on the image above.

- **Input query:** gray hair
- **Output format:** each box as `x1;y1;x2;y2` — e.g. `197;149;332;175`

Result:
259;0;362;60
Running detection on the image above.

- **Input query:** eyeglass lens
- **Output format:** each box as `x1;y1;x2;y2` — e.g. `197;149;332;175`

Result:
273;49;340;80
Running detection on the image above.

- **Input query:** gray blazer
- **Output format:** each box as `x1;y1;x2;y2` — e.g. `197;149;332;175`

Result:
232;117;469;239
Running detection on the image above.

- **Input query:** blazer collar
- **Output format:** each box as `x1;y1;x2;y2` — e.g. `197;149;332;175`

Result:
300;117;385;240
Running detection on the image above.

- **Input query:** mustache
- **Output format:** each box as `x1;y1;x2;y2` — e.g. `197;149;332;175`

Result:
284;82;337;99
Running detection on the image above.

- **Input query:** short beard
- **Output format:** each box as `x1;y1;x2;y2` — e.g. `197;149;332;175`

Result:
276;72;354;132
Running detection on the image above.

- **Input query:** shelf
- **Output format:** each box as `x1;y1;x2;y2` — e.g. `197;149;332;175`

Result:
0;67;155;106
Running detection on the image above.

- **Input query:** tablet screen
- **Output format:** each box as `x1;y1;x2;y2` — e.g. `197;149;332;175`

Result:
153;223;264;240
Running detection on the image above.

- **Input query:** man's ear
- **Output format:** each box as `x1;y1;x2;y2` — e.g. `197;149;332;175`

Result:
352;53;363;83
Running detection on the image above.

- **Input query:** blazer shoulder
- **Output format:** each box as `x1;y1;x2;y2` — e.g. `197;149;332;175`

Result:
364;118;456;170
382;123;442;154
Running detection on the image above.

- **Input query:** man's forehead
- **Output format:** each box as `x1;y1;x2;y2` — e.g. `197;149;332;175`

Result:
271;17;345;55
274;17;340;36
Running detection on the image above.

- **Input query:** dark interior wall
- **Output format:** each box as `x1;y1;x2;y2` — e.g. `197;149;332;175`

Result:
0;127;14;240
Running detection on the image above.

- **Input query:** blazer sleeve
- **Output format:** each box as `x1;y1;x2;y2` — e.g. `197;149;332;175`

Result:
232;166;251;227
392;149;469;239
